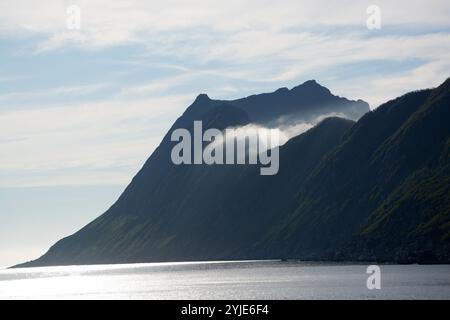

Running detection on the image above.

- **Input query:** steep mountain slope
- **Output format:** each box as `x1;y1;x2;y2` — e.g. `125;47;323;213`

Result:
256;78;450;262
346;78;450;262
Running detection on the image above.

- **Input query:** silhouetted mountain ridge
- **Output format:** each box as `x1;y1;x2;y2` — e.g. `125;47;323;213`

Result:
14;78;450;267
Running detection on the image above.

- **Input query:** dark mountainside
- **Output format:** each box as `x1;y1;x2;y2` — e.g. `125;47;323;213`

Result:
15;78;450;267
255;79;450;263
231;80;368;125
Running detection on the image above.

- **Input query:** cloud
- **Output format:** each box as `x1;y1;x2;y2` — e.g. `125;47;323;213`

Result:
0;83;111;104
0;94;192;187
329;60;450;108
0;75;31;83
1;1;449;55
1;1;449;40
205;112;342;164
125;28;450;109
117;73;200;98
1;2;449;105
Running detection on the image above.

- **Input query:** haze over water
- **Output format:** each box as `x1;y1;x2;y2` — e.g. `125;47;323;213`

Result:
0;261;449;299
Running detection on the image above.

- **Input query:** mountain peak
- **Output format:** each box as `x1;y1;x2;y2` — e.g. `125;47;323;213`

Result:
225;80;369;125
194;93;211;103
291;79;331;94
274;87;289;94
303;79;319;86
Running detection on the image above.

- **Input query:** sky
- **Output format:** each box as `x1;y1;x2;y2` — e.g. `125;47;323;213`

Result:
1;0;449;266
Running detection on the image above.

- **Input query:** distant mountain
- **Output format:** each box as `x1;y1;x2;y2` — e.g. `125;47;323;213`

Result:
230;79;368;125
15;78;450;268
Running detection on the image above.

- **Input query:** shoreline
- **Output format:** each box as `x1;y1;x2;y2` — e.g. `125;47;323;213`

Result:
7;258;450;271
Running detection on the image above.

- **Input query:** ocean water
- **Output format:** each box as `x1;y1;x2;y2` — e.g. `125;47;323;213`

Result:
0;260;449;299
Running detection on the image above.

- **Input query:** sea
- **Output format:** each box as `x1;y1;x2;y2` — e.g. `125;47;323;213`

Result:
0;260;449;299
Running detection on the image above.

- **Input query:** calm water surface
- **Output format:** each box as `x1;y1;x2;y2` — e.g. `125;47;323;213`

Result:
0;260;449;299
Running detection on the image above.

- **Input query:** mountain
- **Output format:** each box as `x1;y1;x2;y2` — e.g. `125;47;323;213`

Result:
230;80;368;125
15;78;450;267
344;78;450;263
253;78;450;263
17;80;366;267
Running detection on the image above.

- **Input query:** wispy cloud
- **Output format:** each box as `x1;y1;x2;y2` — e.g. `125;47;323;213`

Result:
117;73;198;98
0;94;192;187
1;1;449;45
0;83;111;104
